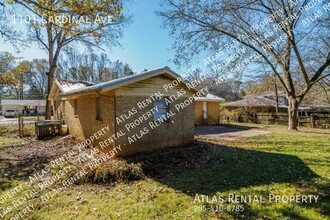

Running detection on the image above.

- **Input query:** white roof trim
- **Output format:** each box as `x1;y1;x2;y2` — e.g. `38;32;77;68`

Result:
194;93;225;102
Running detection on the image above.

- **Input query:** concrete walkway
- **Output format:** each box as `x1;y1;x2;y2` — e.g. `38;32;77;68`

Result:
195;125;271;140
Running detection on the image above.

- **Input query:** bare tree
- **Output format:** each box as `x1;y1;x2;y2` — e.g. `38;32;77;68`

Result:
158;0;330;130
57;49;134;82
26;59;48;98
97;53;111;82
0;1;24;49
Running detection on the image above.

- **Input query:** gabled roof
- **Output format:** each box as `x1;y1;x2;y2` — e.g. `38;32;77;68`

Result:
1;99;46;106
194;93;225;102
50;67;197;99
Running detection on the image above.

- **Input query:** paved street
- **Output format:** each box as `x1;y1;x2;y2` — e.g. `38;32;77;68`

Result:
0;117;36;125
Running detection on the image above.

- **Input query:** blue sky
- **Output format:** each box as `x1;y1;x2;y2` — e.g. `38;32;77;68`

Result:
0;1;199;74
111;1;179;72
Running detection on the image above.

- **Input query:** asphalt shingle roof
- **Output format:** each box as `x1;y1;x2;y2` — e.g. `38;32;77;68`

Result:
223;96;278;107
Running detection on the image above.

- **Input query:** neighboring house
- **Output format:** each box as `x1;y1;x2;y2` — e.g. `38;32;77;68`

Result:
194;94;224;125
224;91;330;115
223;96;287;113
299;98;330;114
49;67;198;155
0;99;46;115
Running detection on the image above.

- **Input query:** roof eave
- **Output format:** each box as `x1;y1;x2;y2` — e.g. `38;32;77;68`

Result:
195;98;225;102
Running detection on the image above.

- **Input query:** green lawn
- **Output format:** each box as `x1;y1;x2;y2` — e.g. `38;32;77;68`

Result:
1;124;329;219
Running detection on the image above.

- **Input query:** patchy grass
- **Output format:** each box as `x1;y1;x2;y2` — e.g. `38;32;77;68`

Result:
0;136;22;149
0;124;329;219
0;127;26;150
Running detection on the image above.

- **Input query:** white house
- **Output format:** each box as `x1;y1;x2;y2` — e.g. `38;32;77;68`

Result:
0;99;46;114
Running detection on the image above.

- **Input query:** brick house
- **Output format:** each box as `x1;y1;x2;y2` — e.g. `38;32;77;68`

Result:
49;67;200;155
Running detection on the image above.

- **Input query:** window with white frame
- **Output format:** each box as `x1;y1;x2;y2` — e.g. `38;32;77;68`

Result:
153;98;168;121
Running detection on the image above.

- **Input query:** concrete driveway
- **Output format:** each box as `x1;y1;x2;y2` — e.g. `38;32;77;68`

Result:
195;125;271;140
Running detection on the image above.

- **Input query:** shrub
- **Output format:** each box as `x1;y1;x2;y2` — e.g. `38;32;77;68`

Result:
82;159;145;184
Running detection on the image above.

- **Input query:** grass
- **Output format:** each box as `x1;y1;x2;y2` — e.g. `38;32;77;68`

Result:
0;126;26;149
0;137;22;151
0;123;329;219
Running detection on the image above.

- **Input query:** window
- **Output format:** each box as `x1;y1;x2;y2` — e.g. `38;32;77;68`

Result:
74;99;78;115
96;97;104;121
153;98;168;121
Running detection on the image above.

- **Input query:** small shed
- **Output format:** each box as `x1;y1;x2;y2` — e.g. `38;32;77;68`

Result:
194;94;224;125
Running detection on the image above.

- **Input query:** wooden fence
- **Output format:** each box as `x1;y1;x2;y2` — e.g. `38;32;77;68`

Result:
223;113;330;129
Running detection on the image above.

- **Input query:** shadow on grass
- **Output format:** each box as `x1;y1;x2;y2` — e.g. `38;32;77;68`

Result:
125;141;325;218
127;140;319;195
0;157;48;191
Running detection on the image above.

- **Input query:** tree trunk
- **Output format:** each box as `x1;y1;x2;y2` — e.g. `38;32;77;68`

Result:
19;75;23;100
45;67;56;119
274;80;279;114
288;96;299;130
